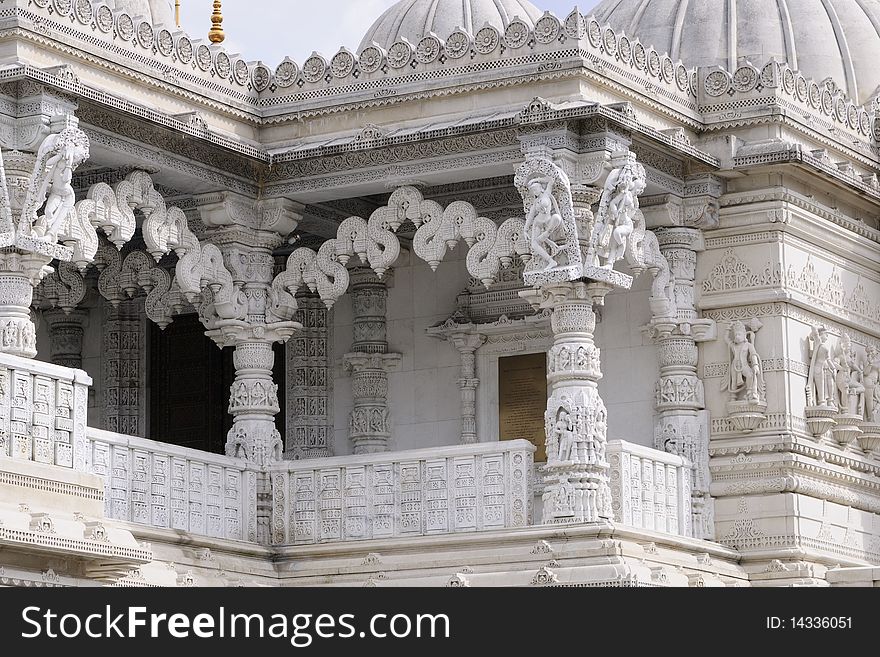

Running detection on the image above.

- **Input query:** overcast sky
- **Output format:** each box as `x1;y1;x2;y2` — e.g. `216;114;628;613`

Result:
178;1;602;66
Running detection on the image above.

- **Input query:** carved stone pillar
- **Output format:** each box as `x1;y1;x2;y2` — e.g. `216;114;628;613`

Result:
523;281;617;524
225;333;283;461
651;227;716;539
102;299;143;437
43;308;88;368
285;291;333;459
342;268;400;454
450;332;486;444
200;227;299;465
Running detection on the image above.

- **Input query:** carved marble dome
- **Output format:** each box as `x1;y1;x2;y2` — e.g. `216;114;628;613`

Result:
593;0;880;104
110;0;174;26
358;0;543;52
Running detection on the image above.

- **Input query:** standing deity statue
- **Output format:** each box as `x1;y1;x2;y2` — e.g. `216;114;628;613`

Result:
833;333;865;417
523;175;565;272
864;346;880;423
593;159;647;269
722;320;765;403
552;409;576;463
807;326;838;408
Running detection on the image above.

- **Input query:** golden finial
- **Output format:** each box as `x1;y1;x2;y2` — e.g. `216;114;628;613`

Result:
175;0;181;27
208;0;224;44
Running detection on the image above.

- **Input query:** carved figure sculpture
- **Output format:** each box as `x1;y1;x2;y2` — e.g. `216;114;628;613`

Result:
28;128;89;241
552;409;576;462
594;158;647;269
834;333;865;416
807;326;838;408
722;320;765;403
523;175;565;271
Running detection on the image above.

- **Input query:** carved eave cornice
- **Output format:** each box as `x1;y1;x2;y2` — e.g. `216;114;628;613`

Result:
0;10;262;120
0;523;153;579
428;312;550;340
732;141;880;207
270;100;719;172
703;109;879;170
518;101;717;168
709;441;880;518
0;65;267;190
263;101;719;200
719;189;880;249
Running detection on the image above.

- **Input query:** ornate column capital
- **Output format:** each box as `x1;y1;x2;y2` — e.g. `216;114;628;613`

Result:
204;319;301;349
194;191;302;237
449;331;486;354
655;226;706;252
342;352;401;375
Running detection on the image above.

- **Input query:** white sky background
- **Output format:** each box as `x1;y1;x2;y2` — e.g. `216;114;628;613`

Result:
178;1;602;66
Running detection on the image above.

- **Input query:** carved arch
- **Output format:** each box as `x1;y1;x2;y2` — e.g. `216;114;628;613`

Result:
268;183;533;317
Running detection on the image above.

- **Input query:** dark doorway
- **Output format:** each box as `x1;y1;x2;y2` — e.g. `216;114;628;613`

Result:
149;314;287;454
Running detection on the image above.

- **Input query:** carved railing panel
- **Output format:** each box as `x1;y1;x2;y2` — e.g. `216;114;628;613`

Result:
607;440;693;537
268;440;535;545
0;353;90;469
86;428;259;543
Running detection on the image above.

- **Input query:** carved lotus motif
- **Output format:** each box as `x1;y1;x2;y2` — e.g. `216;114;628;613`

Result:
96;5;113;32
704;71;730;96
176;36;193;64
157;29;174;57
74;0;92;24
233;59;250;86
387;41;413;69
252;65;271;91
535;15;561;44
136;22;154;49
474;26;500;54
633;42;647;70
274;60;299;88
359;46;385;73
564;10;586;39
444;31;471;59
503;19;531;49
216;52;232;79
196;44;213;71
330;50;355;78
116;13;134;41
415;36;441;64
302;55;327;83
618;36;631;64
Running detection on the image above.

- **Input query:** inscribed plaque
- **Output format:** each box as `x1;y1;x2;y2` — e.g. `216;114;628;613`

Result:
498;353;547;462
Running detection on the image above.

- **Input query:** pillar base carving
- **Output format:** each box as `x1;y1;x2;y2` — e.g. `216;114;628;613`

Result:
207;321;300;466
343;352;401;454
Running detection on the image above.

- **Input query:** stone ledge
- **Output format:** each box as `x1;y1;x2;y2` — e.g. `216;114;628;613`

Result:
0;457;104;516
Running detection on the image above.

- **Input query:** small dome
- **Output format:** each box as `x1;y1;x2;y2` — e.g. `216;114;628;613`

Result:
110;0;175;26
593;0;880;104
359;0;543;52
